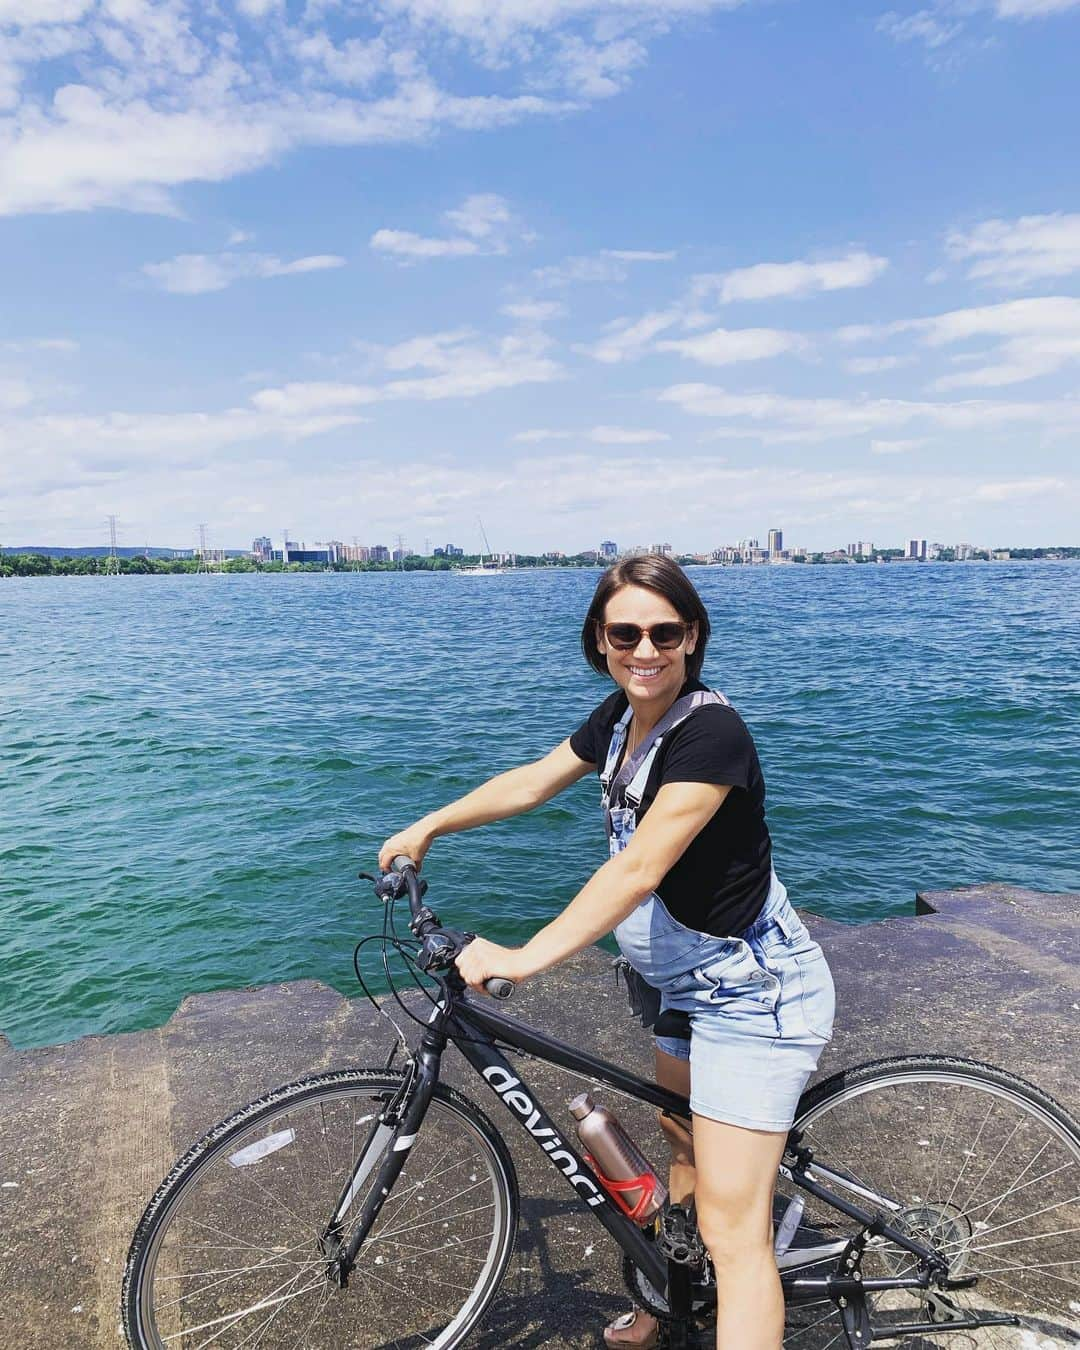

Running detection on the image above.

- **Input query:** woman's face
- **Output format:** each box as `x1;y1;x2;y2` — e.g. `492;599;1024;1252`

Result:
597;584;697;710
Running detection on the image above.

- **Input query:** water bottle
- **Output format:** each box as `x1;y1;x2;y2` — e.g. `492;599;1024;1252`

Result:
569;1092;668;1225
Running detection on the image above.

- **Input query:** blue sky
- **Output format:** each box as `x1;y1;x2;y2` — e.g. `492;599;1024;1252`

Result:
2;0;1079;554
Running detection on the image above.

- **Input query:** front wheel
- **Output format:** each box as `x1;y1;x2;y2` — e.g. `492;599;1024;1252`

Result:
780;1055;1080;1348
123;1069;519;1349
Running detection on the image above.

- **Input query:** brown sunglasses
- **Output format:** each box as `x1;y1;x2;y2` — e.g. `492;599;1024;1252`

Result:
599;621;690;651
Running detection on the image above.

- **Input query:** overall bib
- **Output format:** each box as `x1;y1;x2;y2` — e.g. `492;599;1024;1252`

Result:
600;692;835;1131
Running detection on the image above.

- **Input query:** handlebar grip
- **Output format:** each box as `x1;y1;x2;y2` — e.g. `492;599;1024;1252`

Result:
391;855;417;873
484;978;515;1000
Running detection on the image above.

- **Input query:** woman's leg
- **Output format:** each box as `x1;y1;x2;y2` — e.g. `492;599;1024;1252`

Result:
655;1045;695;1201
691;1115;787;1350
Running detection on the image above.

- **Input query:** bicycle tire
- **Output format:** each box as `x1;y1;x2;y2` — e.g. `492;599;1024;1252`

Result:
780;1054;1080;1348
123;1068;519;1349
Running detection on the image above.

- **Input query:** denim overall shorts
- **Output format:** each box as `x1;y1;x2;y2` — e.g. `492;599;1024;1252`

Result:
602;693;835;1132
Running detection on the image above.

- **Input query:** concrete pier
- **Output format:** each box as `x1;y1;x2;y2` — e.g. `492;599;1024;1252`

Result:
1;883;1077;1348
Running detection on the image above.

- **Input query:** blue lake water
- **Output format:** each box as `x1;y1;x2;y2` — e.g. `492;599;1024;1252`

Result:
2;562;1078;1049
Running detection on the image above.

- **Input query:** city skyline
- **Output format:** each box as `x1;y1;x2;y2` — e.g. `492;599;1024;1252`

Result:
2;2;1079;549
8;523;1075;563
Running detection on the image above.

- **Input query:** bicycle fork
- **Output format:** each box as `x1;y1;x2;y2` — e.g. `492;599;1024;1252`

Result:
320;1036;443;1287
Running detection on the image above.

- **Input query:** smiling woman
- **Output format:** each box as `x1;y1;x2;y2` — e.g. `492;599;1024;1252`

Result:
378;555;835;1350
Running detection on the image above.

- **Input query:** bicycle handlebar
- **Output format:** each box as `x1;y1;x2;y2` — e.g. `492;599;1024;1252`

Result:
388;855;514;1000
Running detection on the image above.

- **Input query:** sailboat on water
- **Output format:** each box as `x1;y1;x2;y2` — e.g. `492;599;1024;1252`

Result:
456;518;507;576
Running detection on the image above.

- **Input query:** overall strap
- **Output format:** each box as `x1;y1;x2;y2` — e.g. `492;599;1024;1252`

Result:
599;702;635;802
616;689;730;808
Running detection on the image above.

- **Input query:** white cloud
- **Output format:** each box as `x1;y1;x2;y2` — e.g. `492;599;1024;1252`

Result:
946;212;1080;287
378;2;743;49
370;230;481;259
533;246;676;289
443;193;512;239
877;10;963;48
973;476;1066;501
250;382;379;416
553;34;648;98
846;355;911;374
994;0;1080;15
0;1;92;22
0;3;752;219
142;251;346;294
659;382;1080;441
695;251;888;303
3;337;79;353
511;424;670;443
870;438;927;454
604;249;677;262
0;15;569;218
581;308;682;362
257;329;561;408
533;254;631;287
0;376;34;410
589;425;671;443
513;428;574;442
839;296;1080;388
372;193;520;261
500;300;567;322
236;0;284;16
916;296;1080;388
294;33;388;87
657;326;805;366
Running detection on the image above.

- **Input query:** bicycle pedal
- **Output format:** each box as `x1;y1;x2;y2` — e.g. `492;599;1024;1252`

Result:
658;1204;706;1268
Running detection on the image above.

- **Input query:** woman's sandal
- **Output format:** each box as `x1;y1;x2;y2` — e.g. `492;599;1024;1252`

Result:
603;1308;660;1348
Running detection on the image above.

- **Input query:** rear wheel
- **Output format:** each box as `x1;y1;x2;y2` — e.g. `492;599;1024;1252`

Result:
123;1069;519;1349
779;1056;1080;1348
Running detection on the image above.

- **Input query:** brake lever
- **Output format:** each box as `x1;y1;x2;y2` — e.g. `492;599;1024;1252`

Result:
360;870;428;903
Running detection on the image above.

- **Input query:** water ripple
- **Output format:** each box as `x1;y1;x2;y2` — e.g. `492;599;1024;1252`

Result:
1;561;1078;1048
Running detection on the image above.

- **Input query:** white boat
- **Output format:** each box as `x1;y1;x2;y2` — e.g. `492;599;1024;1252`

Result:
456;518;507;575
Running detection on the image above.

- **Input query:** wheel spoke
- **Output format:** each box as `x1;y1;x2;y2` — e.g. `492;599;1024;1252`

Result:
128;1075;514;1350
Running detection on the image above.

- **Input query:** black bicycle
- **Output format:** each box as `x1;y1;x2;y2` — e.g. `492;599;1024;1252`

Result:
123;860;1080;1349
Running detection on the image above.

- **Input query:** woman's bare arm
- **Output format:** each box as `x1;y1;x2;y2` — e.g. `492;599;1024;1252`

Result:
456;779;732;989
378;738;594;871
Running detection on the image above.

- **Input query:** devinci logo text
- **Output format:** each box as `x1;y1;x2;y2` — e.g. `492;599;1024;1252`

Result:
482;1066;605;1207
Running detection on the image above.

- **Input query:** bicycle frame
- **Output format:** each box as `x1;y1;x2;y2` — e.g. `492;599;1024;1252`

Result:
331;975;958;1317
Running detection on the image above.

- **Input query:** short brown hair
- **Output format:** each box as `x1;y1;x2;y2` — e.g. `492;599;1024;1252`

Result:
580;555;711;680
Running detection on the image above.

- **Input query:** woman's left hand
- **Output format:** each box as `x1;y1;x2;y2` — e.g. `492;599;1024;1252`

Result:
455;937;529;994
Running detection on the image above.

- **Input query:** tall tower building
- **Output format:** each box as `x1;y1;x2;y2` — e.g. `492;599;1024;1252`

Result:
768;528;783;557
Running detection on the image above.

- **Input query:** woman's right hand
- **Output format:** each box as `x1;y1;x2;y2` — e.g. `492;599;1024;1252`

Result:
378;823;435;873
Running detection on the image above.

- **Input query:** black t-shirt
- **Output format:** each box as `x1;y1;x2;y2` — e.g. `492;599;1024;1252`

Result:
569;678;772;937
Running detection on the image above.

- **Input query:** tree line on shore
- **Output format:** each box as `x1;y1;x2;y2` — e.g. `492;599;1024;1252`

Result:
0;553;595;577
2;548;1077;578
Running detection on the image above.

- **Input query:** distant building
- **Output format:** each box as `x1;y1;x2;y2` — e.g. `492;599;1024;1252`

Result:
859;541;874;558
370;544;390;563
252;536;273;561
907;538;928;560
650;543;673;557
768;528;783;557
283;548;332;564
443;543;463;557
600;540;618;560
